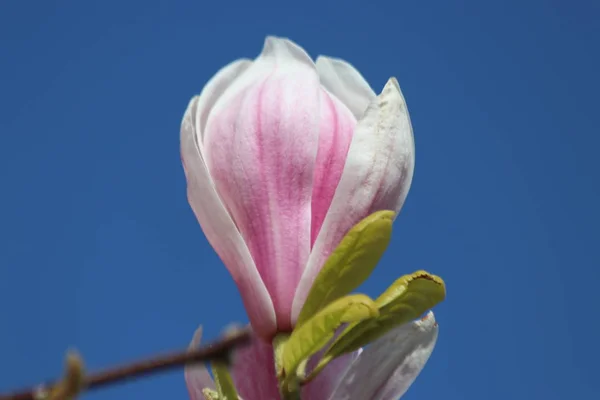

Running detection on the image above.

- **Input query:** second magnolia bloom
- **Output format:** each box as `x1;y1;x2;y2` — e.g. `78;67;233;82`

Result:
181;36;415;338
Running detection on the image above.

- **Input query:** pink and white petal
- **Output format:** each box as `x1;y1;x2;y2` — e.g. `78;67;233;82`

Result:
315;56;376;119
261;36;315;68
310;90;356;247
185;326;215;400
328;312;439;400
302;349;362;400
204;37;322;331
194;59;252;144
231;333;280;400
196;36;314;146
292;78;415;323
181;97;276;338
207;36;316;129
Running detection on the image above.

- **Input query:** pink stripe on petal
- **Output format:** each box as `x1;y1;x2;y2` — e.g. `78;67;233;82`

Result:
310;90;356;247
231;333;281;400
204;65;321;331
292;78;415;324
181;97;276;338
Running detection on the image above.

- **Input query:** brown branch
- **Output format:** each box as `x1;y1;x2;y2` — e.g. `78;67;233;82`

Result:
0;327;252;400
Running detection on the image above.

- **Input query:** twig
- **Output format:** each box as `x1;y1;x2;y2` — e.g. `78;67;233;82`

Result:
0;327;252;400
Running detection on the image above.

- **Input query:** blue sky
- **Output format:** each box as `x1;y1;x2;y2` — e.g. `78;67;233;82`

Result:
0;1;598;399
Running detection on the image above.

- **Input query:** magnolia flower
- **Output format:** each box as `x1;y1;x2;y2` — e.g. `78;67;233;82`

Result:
180;36;415;339
185;312;438;400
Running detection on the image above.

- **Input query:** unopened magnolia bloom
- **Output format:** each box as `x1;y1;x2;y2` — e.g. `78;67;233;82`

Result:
186;312;438;400
181;36;415;339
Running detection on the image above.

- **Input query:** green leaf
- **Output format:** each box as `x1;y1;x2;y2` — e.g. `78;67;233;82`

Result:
321;271;445;363
211;362;239;400
296;210;395;327
282;294;379;379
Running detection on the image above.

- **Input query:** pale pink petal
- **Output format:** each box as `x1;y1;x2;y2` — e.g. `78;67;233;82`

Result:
315;56;376;119
292;78;415;323
181;97;276;338
302;349;361;400
310;90;356;246
194;59;252;144
328;312;438;400
207;36;316;127
231;333;280;400
185;326;215;400
204;37;322;331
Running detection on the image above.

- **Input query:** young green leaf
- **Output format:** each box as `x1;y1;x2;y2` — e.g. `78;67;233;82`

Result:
296;210;395;327
320;271;445;365
282;294;379;380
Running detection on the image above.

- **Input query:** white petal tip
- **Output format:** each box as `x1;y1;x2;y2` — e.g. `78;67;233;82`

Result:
388;77;400;91
378;76;409;118
382;77;402;97
416;311;438;331
189;325;204;349
261;36;314;68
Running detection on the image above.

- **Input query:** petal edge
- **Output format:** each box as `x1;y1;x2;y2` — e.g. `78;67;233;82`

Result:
316;56;376;119
181;97;276;338
293;78;415;324
328;312;438;400
185;326;215;400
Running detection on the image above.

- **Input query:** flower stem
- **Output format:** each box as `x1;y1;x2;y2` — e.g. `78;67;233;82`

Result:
280;381;302;400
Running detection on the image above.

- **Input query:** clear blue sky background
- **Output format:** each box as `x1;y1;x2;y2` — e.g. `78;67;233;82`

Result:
1;1;598;399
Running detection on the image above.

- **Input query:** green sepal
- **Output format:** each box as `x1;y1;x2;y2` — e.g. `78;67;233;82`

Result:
211;362;239;400
315;271;445;372
296;210;395;327
273;333;290;379
202;388;221;400
282;294;379;380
